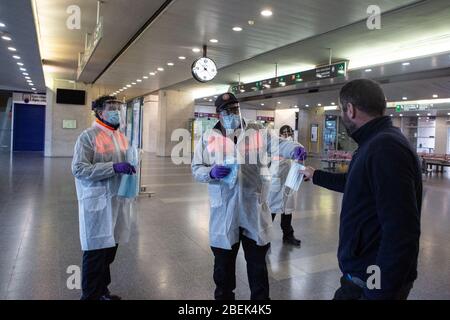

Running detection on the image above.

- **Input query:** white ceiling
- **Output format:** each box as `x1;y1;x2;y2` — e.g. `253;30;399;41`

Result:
173;0;450;96
34;0;167;82
94;0;419;98
0;0;45;92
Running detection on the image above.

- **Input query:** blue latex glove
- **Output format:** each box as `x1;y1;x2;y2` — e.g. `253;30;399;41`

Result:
293;146;307;161
210;165;231;180
113;162;136;175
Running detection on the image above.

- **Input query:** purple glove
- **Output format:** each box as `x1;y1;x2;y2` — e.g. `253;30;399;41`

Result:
210;165;231;179
293;146;307;161
113;162;136;175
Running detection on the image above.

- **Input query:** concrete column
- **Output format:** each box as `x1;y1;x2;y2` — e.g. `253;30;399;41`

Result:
435;117;448;154
297;109;310;148
156;90;194;157
142;94;159;153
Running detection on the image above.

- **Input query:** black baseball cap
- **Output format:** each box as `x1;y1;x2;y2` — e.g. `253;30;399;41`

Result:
214;92;239;113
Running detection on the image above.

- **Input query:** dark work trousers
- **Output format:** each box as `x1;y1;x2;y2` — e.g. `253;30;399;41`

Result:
211;230;270;300
333;275;414;300
81;244;118;300
271;213;294;238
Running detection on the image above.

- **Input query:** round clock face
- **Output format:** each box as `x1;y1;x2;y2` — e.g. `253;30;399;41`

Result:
191;57;217;83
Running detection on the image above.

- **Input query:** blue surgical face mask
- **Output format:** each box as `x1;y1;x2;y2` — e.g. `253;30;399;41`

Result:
104;110;121;125
221;114;241;130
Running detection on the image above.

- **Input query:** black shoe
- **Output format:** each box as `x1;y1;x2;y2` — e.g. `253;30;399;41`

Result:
283;235;301;247
100;293;122;300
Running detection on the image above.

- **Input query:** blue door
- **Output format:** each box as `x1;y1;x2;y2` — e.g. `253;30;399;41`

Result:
13;103;45;151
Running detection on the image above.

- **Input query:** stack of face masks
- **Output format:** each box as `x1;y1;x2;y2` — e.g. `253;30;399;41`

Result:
222;156;239;188
118;147;140;198
284;162;305;192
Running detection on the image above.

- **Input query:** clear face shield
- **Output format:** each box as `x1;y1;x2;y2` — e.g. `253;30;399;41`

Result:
280;128;294;141
218;103;244;137
99;99;126;128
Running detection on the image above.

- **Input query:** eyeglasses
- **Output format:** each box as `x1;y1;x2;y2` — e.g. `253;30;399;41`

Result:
219;105;240;116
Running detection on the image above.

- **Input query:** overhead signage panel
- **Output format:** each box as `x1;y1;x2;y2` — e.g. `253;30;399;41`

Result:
231;62;347;94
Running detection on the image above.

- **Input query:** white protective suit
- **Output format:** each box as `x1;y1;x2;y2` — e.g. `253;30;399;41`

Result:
191;121;301;250
268;155;299;214
72;120;133;251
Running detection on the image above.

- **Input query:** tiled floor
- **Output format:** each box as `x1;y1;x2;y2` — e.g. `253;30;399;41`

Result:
0;151;449;300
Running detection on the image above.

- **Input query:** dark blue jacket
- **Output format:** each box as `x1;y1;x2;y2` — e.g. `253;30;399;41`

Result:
313;116;422;299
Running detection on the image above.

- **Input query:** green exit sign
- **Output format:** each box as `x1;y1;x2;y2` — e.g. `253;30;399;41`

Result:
395;105;403;112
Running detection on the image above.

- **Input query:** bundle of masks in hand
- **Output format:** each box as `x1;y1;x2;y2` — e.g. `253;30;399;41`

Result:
221;156;239;188
284;162;305;191
118;147;140;198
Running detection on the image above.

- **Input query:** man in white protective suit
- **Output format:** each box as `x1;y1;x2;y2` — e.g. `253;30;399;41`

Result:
268;125;303;247
72;95;136;300
192;92;307;300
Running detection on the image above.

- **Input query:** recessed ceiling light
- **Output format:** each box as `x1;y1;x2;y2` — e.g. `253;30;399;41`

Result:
402;97;408;100
8;47;16;51
17;62;24;66
13;55;20;59
28;83;34;86
22;72;28;76
26;79;32;82
192;47;201;53
402;62;411;66
32;88;36;91
209;39;218;43
208;99;213;102
427;113;431;116
416;113;420;116
167;62;174;66
136;79;142;82
126;84;131;87
248;20;255;25
261;9;273;17
399;114;403;117
143;76;148;79
294;105;298;108
390;114;393;117
331;102;336;105
318;103;322;106
213;96;218;98
25;76;30;80
261;103;265;106
178;56;186;60
305;104;309;107
1;35;12;41
0;22;5;28
20;68;26;71
447;113;450;116
149;72;156;76
157;67;164;71
232;26;243;32
132;82;136;85
365;69;372;72
277;101;281;104
432;94;438;98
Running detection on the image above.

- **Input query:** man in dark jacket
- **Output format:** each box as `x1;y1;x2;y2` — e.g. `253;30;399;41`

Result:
301;79;422;300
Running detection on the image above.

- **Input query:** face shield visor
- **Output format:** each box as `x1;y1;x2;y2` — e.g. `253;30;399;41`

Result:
218;103;244;134
99;99;126;128
280;128;294;140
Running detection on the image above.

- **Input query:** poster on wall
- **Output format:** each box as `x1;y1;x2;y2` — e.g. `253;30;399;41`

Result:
311;124;318;142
